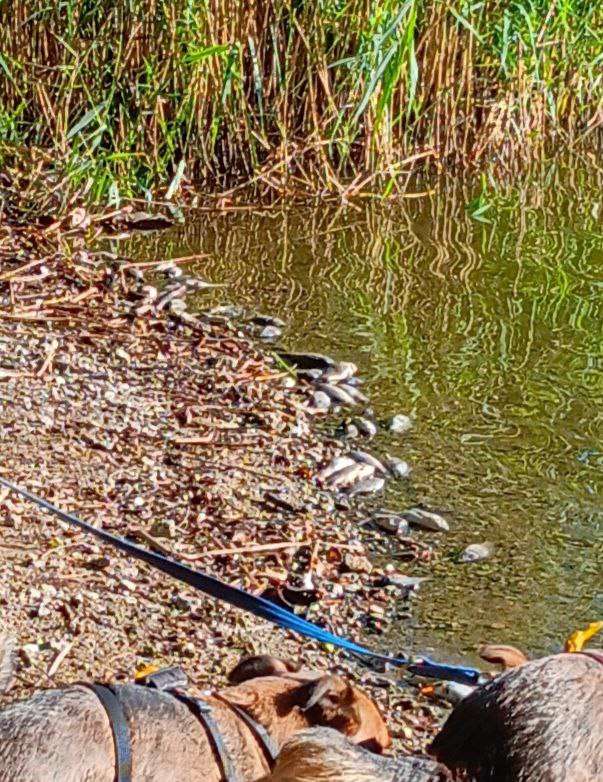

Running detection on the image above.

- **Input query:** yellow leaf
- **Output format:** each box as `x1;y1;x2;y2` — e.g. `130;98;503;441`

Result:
564;621;603;653
135;662;160;680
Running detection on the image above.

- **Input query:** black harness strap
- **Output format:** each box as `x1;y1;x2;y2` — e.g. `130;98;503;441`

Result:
213;694;279;767
83;684;132;782
172;691;241;782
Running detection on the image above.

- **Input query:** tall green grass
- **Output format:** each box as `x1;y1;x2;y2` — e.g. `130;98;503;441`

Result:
0;1;601;204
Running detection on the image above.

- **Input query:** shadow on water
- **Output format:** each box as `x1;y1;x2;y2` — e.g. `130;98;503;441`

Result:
119;161;602;663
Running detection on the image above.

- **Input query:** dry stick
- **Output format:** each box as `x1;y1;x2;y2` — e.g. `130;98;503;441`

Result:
0;258;50;281
47;641;74;678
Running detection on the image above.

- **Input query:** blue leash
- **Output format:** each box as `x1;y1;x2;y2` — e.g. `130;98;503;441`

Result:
0;477;480;685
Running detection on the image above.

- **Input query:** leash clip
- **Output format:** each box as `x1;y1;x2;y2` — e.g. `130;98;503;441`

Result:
140;666;189;692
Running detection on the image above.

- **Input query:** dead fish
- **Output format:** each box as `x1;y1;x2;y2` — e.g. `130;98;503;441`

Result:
278;352;335;371
353;417;378;438
327;462;375;489
345;475;385;497
371;513;411;537
381;574;429;595
349;450;387;474
297;368;324;382
121;211;174;231
338;383;369;405
387;414;413;434
383;456;411;479
317;455;355;482
322;362;358;383
249;314;286;329
401;507;449;532
460;541;495;563
316;383;358;407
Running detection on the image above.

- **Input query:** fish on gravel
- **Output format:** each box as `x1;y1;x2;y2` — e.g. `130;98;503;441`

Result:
401;507;450;532
317;455;355;483
370;513;411;537
345;475;385;497
349;450;387;474
316;383;358;407
322;362;358;383
327;462;375;489
338;383;369;405
278;352;335;371
460;541;495;563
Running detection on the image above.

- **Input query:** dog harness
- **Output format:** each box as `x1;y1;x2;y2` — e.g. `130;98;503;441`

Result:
84;667;278;782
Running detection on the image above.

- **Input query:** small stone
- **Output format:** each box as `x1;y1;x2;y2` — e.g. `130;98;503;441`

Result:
460;541;495;563
387;414;413;434
383;456;411;479
312;390;331;411
150;519;176;539
342;552;373;574
172;594;192;611
259;325;282;340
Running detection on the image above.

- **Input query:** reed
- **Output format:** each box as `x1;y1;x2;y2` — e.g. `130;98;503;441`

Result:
0;1;600;203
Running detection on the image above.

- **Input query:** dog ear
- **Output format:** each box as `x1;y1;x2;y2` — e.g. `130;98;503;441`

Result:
228;655;296;684
478;644;528;670
297;675;360;734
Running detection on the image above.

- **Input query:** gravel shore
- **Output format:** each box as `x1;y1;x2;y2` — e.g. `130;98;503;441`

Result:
0;219;448;752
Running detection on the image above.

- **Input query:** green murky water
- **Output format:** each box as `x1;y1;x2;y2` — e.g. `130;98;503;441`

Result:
122;163;602;664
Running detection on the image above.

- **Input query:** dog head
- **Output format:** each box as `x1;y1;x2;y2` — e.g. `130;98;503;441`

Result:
225;656;390;752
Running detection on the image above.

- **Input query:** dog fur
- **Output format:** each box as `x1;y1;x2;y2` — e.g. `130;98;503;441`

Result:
0;651;389;782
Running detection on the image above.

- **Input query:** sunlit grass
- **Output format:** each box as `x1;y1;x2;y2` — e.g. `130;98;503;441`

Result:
0;1;600;204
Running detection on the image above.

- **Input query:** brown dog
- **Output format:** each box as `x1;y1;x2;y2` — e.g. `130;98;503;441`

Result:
0;652;389;782
430;651;603;781
259;727;450;782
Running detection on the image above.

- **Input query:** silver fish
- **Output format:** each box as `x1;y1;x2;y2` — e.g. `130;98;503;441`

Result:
316;383;358;407
327;462;375;489
401;508;450;532
349;450;387;474
345;475;385;497
317;455;355;482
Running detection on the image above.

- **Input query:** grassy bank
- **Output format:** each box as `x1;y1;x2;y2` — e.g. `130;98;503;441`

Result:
0;1;601;204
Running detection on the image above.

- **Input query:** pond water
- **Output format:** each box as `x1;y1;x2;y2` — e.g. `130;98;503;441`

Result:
121;162;602;664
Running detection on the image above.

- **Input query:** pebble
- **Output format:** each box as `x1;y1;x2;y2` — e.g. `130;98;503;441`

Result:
259;325;282;340
460;541;495;563
401;507;450;532
383;456;412;479
387;414;413;434
311;390;332;411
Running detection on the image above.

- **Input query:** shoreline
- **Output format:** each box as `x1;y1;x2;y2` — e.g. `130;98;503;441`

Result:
0;220;449;753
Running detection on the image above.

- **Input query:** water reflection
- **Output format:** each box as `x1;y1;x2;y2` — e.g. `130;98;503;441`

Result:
121;163;602;661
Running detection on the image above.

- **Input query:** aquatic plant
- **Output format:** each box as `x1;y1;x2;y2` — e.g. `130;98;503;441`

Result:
0;1;601;202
